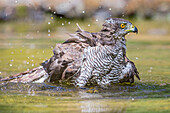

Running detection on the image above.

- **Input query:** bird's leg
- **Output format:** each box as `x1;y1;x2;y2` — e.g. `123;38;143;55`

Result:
75;67;92;87
75;57;93;87
61;66;71;80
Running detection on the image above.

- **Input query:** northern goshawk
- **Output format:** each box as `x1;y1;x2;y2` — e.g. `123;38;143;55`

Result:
1;18;140;87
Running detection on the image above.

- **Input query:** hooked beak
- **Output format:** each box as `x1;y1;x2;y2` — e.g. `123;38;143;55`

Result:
125;25;138;34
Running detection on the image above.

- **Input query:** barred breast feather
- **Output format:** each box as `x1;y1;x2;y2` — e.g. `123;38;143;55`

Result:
75;41;128;87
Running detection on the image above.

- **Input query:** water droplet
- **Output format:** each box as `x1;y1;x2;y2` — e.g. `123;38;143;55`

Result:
48;34;51;37
96;19;98;22
48;29;50;32
68;22;71;24
48;22;50;24
9;64;12;67
23;60;27;64
82;11;85;13
109;8;112;10
62;23;64;26
148;70;152;72
32;64;34;66
88;24;90;26
27;62;29;64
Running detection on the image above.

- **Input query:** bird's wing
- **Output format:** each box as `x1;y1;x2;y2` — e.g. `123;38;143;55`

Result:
63;24;96;46
41;42;89;82
125;56;140;81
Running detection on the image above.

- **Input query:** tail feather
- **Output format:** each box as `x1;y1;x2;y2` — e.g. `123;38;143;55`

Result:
0;66;49;83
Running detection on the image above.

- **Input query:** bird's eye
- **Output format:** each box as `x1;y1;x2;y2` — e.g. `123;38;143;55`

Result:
120;23;126;28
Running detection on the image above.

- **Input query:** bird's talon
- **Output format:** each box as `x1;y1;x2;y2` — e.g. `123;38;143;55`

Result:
86;87;99;93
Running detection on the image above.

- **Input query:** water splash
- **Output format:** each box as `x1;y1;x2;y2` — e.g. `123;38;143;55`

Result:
48;29;50;33
132;98;134;101
148;67;153;72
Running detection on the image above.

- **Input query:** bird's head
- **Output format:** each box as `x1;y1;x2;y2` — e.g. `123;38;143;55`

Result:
102;18;138;38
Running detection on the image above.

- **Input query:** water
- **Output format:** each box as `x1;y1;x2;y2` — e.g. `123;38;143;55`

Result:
0;20;170;112
0;82;169;113
0;82;167;98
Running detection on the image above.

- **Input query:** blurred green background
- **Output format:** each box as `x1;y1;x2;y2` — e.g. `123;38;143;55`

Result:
0;0;170;113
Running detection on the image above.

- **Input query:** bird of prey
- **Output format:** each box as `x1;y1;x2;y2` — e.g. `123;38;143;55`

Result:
0;18;140;87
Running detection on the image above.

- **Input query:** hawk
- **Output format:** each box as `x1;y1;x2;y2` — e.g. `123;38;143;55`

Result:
0;18;140;87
